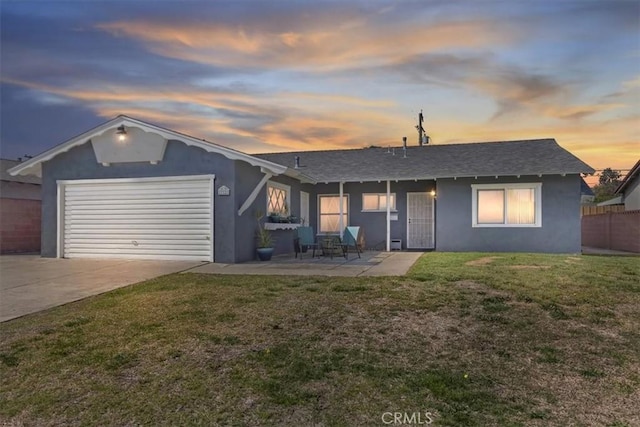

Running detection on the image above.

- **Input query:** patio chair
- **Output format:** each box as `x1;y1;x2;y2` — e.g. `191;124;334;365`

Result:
340;226;362;259
295;226;319;259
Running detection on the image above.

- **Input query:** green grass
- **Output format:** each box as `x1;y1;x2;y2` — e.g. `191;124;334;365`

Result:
1;252;639;426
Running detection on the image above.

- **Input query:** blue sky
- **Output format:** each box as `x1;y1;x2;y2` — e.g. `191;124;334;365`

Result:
1;0;638;182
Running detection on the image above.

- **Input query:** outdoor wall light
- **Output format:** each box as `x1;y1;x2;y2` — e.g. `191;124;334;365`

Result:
430;189;436;197
116;125;127;141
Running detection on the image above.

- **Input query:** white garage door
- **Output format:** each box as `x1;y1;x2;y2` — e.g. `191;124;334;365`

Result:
60;175;214;261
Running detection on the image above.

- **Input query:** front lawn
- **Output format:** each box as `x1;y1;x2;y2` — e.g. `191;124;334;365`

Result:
1;253;638;426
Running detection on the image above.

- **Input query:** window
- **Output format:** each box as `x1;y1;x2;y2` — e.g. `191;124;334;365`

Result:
472;183;541;227
267;181;290;215
362;193;396;211
318;195;348;233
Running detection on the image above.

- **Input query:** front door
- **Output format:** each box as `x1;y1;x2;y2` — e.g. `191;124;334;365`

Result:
407;192;434;249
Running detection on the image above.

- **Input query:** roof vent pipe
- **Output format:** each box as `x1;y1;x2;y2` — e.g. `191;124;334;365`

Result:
402;137;407;158
294;156;300;169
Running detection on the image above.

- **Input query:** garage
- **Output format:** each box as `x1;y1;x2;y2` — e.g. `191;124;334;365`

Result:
59;175;214;261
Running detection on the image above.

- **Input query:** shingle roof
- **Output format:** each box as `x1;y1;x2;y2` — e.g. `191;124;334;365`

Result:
614;159;640;195
256;139;594;183
580;177;595;196
0;159;41;184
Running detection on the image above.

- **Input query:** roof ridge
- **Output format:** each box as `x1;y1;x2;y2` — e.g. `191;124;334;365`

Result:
255;138;557;156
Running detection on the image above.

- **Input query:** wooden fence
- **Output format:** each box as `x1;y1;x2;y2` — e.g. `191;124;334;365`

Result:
581;205;625;216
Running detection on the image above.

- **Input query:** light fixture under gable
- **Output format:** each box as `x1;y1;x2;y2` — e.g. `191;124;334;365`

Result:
92;126;167;165
116;125;127;141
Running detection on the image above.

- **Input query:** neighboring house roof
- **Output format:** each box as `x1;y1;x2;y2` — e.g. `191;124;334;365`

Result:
597;195;624;206
256;139;594;183
8;115;315;183
580;177;595;196
614;159;640;195
0;159;41;185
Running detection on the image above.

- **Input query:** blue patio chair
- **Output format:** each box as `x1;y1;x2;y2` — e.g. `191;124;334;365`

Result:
295;226;319;259
340;226;362;259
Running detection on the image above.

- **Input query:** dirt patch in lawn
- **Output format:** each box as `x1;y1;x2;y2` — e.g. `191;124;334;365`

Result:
453;280;509;296
465;256;501;266
509;265;551;270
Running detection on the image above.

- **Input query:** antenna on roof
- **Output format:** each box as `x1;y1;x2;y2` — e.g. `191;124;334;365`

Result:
415;110;430;146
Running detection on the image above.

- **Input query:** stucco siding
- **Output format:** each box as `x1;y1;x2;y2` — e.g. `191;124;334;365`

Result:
232;165;304;261
623;177;640;211
436;175;582;253
41;140;238;262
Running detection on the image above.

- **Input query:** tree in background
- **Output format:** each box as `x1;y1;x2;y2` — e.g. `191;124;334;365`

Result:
593;168;622;203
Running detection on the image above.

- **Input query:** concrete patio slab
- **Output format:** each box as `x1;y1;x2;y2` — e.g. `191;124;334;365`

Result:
186;251;424;277
581;246;639;256
0;255;201;322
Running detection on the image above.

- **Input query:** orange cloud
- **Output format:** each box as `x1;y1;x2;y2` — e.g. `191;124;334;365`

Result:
96;17;511;71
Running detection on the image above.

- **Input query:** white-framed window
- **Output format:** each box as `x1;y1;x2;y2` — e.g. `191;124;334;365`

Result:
362;193;396;211
318;194;349;233
471;183;542;227
267;181;290;216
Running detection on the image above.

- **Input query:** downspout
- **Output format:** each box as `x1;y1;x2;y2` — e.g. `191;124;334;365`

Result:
386;180;391;252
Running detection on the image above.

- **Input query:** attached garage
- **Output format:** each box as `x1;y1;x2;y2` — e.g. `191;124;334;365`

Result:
59;175;215;261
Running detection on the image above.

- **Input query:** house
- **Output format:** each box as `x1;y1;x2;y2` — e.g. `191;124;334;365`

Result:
1;159;42;253
8;115;594;262
614;159;640;211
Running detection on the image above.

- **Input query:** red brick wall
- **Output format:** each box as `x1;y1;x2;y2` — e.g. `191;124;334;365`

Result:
0;198;41;253
582;210;640;253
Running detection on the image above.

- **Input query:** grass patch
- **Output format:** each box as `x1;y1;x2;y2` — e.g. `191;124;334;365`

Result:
1;253;638;426
536;346;563;364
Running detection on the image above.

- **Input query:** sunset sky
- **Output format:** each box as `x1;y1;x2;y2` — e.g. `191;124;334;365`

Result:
1;1;638;185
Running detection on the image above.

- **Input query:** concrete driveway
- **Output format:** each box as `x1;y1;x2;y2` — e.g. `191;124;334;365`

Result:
0;255;202;322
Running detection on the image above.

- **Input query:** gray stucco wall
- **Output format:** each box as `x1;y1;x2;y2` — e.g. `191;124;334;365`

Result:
435;175;582;253
232;164;304;261
623;176;640;211
41;140;239;262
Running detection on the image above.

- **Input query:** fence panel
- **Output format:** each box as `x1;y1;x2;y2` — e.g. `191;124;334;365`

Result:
581;210;640;253
581;205;626;216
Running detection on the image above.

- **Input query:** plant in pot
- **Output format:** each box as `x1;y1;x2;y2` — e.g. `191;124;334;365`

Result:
255;210;274;261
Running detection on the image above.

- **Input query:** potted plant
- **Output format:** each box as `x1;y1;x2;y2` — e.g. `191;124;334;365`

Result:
255;211;274;261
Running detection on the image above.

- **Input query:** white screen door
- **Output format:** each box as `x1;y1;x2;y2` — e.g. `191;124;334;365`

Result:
407;192;434;249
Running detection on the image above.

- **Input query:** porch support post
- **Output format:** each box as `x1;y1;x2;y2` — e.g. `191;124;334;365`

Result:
237;172;273;216
339;181;344;238
386;180;391;252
